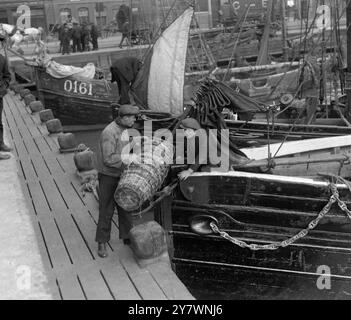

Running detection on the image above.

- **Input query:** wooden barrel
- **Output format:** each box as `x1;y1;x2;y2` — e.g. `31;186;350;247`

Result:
115;138;173;212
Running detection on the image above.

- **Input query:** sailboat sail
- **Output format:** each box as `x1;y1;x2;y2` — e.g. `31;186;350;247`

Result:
132;7;194;115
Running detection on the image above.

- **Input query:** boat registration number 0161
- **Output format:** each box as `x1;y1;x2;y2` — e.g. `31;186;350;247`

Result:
64;80;93;96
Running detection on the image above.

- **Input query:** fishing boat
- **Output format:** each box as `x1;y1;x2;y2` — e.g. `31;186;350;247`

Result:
32;65;118;126
127;3;351;299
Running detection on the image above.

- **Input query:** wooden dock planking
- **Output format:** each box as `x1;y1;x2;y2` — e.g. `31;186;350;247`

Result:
99;255;142;300
56;271;87;300
147;262;195;300
4;92;194;300
118;246;168;300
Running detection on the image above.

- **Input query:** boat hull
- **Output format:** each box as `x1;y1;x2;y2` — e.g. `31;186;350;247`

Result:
156;170;351;299
34;67;118;126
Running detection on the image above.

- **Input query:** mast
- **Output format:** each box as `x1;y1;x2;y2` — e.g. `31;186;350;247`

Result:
256;0;274;66
280;0;288;61
347;0;351;113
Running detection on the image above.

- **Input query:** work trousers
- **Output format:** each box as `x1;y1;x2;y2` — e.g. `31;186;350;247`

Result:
72;38;81;52
62;41;70;54
113;68;131;105
0;97;3;132
91;37;98;50
95;173;135;243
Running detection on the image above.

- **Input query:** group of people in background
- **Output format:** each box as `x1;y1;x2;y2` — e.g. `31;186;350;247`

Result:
58;20;99;55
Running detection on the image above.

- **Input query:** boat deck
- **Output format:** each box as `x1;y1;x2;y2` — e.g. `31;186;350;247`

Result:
2;92;194;300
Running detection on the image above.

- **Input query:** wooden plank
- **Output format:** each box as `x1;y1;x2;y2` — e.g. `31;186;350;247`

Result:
9;100;100;268
147;261;195;300
118;246;168;300
56;271;87;300
99;254;142;300
74;265;114;300
4;93;187;301
242;135;351;160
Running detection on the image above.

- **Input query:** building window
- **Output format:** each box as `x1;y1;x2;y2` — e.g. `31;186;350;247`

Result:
0;10;7;24
96;15;107;27
60;8;71;24
78;7;89;24
95;7;107;26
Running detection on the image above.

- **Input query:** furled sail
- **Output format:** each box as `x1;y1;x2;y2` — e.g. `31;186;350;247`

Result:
132;7;194;115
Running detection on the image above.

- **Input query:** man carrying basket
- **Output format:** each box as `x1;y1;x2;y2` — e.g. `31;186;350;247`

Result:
95;104;140;258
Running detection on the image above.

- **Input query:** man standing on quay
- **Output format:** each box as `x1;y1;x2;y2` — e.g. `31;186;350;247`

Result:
0;34;12;160
95;104;140;258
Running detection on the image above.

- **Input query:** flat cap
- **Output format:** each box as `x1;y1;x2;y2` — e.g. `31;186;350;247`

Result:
118;104;140;117
180;118;201;130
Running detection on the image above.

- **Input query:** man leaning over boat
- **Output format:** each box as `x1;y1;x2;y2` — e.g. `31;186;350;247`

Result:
177;118;251;180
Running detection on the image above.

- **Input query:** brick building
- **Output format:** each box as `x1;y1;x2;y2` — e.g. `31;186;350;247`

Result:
1;1;345;33
0;1;47;27
44;0;125;28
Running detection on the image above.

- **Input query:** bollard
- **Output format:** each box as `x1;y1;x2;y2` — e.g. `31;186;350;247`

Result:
39;109;54;123
57;132;78;151
29;101;44;113
14;86;22;94
129;221;167;260
73;148;95;171
24;94;36;106
19;89;30;99
46;118;63;134
9;83;17;92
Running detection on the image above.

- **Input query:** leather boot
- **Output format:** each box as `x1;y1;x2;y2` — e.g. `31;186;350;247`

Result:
0;143;12;152
97;243;108;258
0;130;12;152
0;152;10;160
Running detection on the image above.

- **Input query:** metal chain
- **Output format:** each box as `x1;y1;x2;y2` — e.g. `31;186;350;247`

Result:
210;183;351;251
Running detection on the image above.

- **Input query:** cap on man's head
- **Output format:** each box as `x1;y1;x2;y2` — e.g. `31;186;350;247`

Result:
180;118;201;130
118;104;140;117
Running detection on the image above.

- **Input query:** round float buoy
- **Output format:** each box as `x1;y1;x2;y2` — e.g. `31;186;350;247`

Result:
19;89;30;99
57;132;77;150
39;109;54;123
29;101;44;113
24;94;36;106
46;118;63;134
129;221;167;260
73;148;95;171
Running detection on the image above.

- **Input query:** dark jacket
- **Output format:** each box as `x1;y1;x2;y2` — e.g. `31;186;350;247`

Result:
72;25;81;39
0;54;11;97
61;29;71;44
110;57;141;84
90;25;99;39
